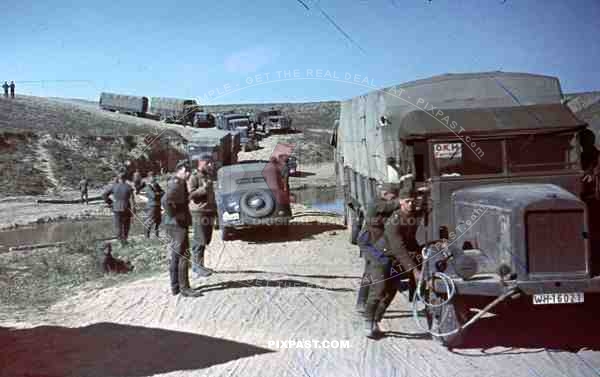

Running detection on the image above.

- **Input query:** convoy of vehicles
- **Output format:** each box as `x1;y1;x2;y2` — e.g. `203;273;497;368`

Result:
333;71;599;346
99;92;202;125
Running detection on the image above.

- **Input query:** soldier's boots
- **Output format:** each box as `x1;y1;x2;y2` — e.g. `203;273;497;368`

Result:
364;321;383;339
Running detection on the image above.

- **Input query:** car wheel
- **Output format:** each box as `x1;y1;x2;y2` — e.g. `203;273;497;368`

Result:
240;191;275;218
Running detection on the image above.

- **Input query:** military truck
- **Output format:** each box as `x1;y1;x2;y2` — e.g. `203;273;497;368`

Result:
215;160;292;240
333;72;600;346
148;97;201;125
256;109;293;133
192;112;215;128
216;113;258;152
187;128;240;172
99;92;148;116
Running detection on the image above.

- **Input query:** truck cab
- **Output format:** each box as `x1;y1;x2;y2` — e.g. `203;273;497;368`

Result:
334;72;600;347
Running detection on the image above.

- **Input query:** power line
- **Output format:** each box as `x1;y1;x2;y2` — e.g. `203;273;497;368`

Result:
295;0;366;55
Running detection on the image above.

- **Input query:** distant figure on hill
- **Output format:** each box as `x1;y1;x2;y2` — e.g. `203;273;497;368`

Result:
2;82;7;97
9;81;15;98
79;177;89;204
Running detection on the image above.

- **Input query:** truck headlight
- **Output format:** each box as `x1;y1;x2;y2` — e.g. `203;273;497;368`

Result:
226;200;239;212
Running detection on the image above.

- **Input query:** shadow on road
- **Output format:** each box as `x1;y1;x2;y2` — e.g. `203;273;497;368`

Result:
234;222;345;244
0;322;273;377
214;269;361;279
192;278;354;295
454;296;600;352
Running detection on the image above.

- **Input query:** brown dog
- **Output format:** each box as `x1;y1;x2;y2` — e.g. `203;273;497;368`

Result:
102;243;134;274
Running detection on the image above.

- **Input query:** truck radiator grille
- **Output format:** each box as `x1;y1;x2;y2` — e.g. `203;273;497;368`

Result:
526;210;587;278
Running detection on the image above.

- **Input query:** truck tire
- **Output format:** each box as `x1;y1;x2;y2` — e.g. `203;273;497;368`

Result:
426;292;469;348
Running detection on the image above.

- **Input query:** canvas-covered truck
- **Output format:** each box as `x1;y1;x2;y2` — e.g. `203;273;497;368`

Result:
333;71;600;347
187;128;240;172
99;92;148;116
148;97;201;125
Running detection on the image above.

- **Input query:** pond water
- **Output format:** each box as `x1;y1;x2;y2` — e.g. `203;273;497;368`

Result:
0;185;344;252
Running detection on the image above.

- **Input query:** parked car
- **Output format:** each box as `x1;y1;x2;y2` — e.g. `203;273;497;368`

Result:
216;160;292;240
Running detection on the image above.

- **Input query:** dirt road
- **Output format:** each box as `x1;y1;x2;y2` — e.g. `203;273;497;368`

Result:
2;213;599;377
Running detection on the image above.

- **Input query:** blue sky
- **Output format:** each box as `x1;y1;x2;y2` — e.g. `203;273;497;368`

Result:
1;0;599;103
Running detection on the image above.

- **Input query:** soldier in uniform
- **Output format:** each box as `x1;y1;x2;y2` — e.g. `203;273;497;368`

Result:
162;160;193;295
133;169;143;194
143;174;164;238
79;176;89;205
102;171;135;246
188;156;215;277
355;182;402;314
360;183;422;339
2;81;8;97
9;81;15;98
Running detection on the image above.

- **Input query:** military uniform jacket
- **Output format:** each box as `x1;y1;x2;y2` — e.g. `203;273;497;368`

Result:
382;210;419;271
188;171;215;213
102;182;134;212
144;182;164;209
162;176;192;227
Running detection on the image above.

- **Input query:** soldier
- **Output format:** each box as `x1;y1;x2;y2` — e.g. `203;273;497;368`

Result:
133;169;143;194
188;157;215;277
360;183;422;339
143;173;164;238
102;172;136;246
162;160;193;295
2;81;7;97
355;182;401;314
79;176;89;204
9;81;15;98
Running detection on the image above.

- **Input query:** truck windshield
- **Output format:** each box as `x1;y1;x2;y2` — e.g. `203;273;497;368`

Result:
507;133;575;173
434;140;503;176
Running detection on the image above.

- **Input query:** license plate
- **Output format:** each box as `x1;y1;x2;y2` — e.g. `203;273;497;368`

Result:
222;212;239;221
533;292;584;305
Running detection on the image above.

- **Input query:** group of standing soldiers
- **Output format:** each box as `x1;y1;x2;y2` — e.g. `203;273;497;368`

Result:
2;81;15;98
355;180;423;339
101;159;217;296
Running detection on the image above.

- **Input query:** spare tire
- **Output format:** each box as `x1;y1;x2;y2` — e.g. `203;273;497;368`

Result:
240;190;275;218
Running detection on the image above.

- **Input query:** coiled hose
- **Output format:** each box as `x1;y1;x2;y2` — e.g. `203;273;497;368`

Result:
411;247;460;337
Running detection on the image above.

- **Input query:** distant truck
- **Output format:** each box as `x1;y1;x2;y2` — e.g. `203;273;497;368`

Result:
333;71;600;347
256;109;292;133
99;92;202;125
192;112;216;128
187;128;240;173
99;92;148;116
216;113;258;152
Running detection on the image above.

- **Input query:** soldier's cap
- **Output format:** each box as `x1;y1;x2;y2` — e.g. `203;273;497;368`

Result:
378;182;401;195
195;153;213;161
175;160;190;171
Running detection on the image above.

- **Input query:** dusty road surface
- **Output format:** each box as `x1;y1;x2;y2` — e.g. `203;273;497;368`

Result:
2;212;600;377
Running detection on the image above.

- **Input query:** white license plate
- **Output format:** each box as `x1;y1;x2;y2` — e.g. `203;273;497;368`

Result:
222;212;239;221
533;292;584;305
